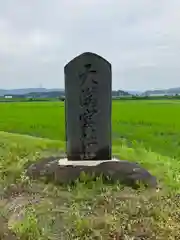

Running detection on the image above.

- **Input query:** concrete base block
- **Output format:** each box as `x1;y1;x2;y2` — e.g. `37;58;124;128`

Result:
58;157;120;166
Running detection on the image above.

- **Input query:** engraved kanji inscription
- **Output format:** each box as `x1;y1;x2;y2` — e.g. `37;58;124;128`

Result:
79;64;98;159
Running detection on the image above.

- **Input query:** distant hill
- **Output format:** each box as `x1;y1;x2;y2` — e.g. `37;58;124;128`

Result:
112;90;130;96
143;87;180;96
1;87;180;98
127;90;142;95
0;88;130;97
0;88;64;97
26;91;64;98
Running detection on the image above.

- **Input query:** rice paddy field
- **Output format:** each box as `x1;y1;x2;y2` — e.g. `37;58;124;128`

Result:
1;99;180;239
0;99;180;159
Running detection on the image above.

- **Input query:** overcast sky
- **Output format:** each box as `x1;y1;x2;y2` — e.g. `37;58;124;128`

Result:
0;0;179;91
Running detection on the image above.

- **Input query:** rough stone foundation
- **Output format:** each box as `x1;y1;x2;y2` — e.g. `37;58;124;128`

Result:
27;156;158;189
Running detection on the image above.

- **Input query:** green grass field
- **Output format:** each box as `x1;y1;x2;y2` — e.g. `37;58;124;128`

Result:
1;100;180;239
0;100;180;158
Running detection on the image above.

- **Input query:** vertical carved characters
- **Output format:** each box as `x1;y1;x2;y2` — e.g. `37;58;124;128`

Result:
79;64;99;159
64;52;112;161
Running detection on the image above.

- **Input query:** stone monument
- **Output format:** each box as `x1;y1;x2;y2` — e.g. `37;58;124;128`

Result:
64;52;112;161
27;52;157;189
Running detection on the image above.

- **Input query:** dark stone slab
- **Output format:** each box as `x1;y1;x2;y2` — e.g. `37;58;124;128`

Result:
64;52;112;160
26;157;158;189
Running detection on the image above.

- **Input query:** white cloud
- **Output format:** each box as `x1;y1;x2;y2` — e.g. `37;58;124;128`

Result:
0;21;59;56
0;0;180;90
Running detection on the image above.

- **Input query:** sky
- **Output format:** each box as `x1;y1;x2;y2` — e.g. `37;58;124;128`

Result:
0;0;180;91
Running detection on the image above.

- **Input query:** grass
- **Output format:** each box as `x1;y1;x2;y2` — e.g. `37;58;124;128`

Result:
0;100;180;239
0;100;180;158
0;101;65;140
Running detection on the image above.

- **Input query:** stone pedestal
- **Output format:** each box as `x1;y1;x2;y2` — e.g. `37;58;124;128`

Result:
27;156;157;189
